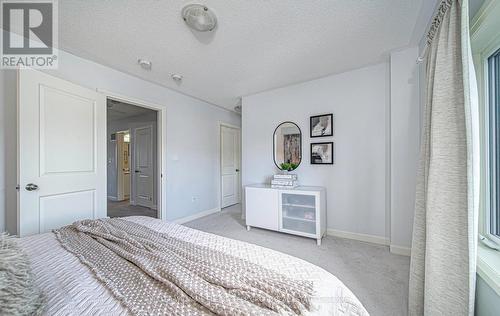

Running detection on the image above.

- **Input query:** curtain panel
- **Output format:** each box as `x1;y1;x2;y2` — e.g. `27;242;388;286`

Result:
409;0;479;315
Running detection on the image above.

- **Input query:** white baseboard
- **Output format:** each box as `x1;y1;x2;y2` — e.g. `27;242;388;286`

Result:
326;228;411;256
327;228;389;246
389;245;411;256
172;207;221;225
107;196;118;201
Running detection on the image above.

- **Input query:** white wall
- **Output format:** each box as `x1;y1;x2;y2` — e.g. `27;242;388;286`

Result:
0;70;7;232
242;51;421;251
390;47;421;253
243;63;390;239
0;69;17;234
0;48;240;234
476;275;500;316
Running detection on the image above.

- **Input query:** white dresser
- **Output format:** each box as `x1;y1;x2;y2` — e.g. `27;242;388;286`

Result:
245;184;327;245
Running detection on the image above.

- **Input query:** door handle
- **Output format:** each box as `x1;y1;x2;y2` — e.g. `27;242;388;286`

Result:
25;183;39;191
236;169;240;172
135;170;140;173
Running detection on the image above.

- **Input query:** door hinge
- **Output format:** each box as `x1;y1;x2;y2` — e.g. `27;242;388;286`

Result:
16;185;20;191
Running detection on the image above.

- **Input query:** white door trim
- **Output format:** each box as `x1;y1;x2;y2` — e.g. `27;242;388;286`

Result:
113;130;130;202
219;122;241;209
99;89;167;220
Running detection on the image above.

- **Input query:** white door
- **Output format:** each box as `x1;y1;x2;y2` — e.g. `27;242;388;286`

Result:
221;125;240;208
18;69;106;236
133;126;153;208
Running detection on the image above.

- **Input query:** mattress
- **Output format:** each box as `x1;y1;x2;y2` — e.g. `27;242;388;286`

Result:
18;216;369;315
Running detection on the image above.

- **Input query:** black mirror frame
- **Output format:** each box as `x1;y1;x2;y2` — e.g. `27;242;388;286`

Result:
273;121;302;170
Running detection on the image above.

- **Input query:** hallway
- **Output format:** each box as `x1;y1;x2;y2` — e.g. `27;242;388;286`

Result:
107;200;157;218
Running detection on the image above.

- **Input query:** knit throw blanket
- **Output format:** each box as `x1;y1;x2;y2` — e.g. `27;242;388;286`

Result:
54;218;313;316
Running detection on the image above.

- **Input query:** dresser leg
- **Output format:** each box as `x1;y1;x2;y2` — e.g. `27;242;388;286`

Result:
247;225;251;231
317;238;321;246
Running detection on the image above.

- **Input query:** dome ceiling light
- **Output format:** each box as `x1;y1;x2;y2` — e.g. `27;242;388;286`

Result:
182;4;217;32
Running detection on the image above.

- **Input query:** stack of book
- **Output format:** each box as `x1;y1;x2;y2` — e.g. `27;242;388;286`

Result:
271;174;299;189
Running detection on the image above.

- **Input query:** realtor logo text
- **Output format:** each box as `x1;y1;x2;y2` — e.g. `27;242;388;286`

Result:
1;0;58;69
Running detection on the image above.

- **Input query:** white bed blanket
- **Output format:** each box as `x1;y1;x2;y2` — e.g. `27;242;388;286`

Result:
18;216;369;316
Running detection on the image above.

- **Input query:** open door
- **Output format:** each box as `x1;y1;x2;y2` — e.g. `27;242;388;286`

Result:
18;69;106;236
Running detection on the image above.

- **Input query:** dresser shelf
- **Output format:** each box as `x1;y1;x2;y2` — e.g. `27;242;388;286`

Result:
282;215;316;223
282;203;316;209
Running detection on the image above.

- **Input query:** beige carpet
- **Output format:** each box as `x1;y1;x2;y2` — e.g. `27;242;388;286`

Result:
185;204;410;316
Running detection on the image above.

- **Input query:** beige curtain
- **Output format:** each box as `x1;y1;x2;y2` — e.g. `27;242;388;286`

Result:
409;0;479;315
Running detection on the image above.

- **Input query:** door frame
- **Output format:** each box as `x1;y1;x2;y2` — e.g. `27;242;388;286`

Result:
101;90;167;220
219;122;242;209
115;130;129;202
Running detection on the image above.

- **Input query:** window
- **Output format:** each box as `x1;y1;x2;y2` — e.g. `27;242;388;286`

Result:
487;48;500;240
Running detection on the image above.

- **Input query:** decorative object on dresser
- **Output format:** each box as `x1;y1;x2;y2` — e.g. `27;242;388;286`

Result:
271;173;299;189
279;162;298;172
310;114;333;137
311;142;334;164
245;184;326;245
273;121;302;170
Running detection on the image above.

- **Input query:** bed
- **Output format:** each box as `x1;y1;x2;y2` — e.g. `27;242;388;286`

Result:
17;216;369;315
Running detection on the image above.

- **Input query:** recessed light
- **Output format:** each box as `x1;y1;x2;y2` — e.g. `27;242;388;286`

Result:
137;59;152;70
171;74;183;82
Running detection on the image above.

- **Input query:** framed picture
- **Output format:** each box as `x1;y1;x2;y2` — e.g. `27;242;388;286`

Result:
310;113;333;137
311;142;334;164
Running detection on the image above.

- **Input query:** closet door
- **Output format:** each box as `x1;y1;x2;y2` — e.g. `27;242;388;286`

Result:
18;69;106;236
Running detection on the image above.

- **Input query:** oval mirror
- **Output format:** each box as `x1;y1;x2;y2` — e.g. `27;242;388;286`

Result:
273;122;302;171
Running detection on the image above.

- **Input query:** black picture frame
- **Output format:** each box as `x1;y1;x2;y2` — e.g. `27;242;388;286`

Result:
310;142;334;165
273;121;302;170
310;113;333;138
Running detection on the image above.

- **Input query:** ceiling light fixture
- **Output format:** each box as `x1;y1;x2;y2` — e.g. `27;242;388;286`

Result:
137;59;152;70
182;4;217;32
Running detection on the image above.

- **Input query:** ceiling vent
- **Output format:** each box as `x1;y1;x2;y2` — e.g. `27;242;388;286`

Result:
182;4;217;32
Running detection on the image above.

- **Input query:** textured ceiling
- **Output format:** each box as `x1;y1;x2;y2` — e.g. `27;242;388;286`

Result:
59;0;427;111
